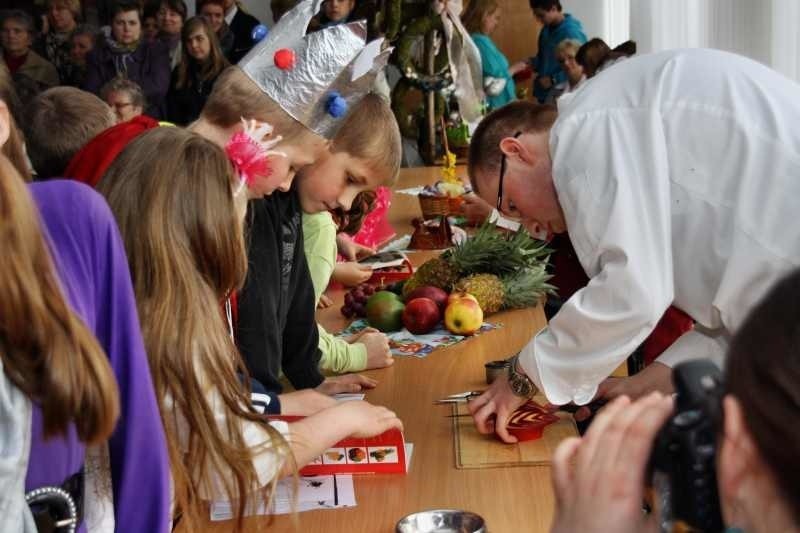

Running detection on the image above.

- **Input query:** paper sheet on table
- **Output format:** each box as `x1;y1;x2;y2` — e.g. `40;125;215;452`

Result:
209;444;415;520
337;319;499;358
333;393;365;402
358;251;408;269
209;475;356;520
395;186;426;196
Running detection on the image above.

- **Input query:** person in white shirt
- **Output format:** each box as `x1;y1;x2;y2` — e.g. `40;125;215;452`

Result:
465;48;800;443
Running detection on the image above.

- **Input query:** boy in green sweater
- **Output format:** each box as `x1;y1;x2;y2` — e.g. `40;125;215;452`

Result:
303;209;394;373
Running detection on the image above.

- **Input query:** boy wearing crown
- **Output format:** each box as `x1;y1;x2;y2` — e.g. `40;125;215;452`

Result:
190;0;399;411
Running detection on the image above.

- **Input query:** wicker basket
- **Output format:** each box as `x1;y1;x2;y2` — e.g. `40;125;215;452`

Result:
419;194;464;219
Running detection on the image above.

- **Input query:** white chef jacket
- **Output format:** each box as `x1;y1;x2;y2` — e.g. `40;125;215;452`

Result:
519;48;800;405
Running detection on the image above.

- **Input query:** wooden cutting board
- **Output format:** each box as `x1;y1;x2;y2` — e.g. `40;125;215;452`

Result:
453;395;579;469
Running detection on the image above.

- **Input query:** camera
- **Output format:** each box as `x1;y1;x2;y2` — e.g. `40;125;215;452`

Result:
649;359;725;533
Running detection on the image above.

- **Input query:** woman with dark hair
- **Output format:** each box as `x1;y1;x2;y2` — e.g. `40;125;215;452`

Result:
550;269;800;533
156;0;187;70
575;37;635;79
84;0;171;119
167;16;229;125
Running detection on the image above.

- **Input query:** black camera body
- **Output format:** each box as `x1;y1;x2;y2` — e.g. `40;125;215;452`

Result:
649;359;725;533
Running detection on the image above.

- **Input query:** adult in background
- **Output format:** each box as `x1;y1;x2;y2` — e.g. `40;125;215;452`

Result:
84;0;170;119
198;0;235;62
167;16;229;126
466;49;800;441
512;0;585;103
101;77;145;123
36;0;81;83
1;10;59;104
222;0;260;63
156;0;187;70
142;3;160;43
548;38;583;101
65;24;98;87
462;0;523;111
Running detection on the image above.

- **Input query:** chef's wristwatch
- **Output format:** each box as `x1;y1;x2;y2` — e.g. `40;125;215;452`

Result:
507;354;537;398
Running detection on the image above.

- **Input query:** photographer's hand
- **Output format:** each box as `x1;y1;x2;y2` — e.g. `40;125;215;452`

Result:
551;393;674;533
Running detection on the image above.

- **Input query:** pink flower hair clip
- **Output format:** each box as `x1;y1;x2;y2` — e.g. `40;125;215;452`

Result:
225;118;286;195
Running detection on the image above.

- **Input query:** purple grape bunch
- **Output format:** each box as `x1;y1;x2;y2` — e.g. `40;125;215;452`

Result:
341;283;376;318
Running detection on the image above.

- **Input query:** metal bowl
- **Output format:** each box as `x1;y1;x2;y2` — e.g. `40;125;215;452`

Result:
396;509;486;533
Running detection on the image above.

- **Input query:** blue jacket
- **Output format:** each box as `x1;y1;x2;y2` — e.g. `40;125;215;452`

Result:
471;33;516;110
531;13;586;102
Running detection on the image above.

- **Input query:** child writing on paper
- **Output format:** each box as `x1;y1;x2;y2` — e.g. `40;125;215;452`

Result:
301;128;398;372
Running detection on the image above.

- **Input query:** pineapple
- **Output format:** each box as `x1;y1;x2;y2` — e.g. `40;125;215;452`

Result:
443;221;551;277
499;266;555;310
454;267;554;314
454;274;505;313
408;257;460;292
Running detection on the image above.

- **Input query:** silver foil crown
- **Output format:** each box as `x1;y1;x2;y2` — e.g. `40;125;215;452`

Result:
239;0;389;139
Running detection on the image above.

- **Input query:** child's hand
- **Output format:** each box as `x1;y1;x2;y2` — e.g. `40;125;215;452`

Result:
336;232;375;261
334;400;403;438
358;331;393;369
316;373;378;395
317;293;334;309
278;389;337;416
333;262;373;287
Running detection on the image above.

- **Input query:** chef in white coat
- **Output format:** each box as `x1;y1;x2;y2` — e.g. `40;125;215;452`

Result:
466;48;800;443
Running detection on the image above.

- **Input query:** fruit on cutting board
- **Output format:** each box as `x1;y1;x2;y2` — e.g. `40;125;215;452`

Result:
365;291;405;332
402;297;441;334
444;293;483;335
404;285;449;312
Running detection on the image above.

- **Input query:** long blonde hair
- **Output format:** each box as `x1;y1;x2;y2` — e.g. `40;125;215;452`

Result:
0;154;119;443
97;128;291;530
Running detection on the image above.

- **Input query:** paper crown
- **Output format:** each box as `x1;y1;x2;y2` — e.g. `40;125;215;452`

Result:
238;0;391;140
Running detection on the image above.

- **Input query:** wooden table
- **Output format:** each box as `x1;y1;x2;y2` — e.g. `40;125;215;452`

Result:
210;167;557;532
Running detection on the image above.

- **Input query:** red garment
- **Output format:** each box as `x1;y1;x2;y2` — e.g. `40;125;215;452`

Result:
549;234;693;363
63;115;160;187
3;51;27;74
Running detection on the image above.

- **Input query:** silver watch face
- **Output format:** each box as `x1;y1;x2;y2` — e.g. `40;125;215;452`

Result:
510;375;531;397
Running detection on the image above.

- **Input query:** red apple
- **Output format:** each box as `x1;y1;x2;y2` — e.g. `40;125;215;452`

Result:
405;285;449;312
402;297;441;334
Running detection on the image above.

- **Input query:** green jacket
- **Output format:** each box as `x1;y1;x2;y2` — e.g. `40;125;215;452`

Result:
303;212;368;373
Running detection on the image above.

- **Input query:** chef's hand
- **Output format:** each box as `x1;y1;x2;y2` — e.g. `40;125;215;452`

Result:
316;373;378;395
278;389;337;415
551;393;673;533
467;372;528;443
574;362;673;422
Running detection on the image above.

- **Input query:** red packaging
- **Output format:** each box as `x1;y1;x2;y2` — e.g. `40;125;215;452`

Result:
270;416;407;475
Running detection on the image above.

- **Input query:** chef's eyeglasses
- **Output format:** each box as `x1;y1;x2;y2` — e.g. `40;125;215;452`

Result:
496;131;522;213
